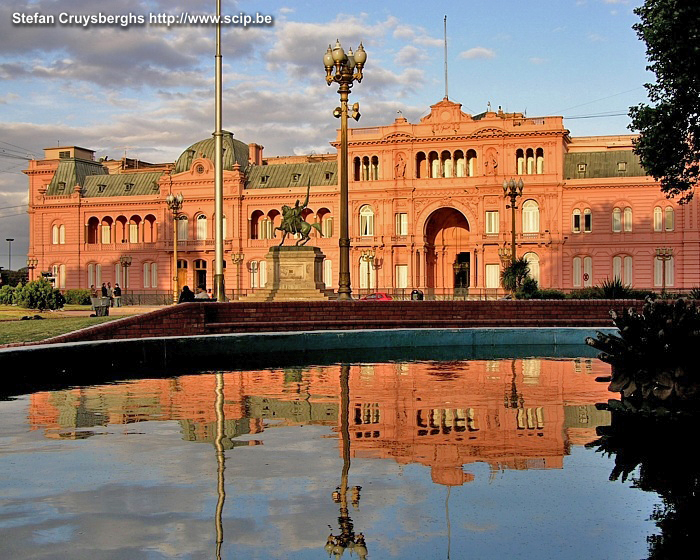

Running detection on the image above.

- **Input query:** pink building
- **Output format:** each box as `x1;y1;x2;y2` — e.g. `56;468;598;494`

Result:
24;97;698;300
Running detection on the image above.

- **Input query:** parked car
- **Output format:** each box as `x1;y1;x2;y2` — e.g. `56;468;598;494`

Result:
360;292;393;301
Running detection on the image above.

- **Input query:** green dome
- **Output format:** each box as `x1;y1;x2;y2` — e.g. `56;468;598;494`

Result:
174;131;249;173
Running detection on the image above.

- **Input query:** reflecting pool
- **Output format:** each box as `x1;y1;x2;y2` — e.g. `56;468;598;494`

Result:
0;357;665;559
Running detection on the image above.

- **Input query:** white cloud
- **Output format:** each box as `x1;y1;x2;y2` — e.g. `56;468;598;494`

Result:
459;47;496;60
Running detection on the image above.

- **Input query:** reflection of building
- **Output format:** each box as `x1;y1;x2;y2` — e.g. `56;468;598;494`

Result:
29;359;611;484
24;98;698;296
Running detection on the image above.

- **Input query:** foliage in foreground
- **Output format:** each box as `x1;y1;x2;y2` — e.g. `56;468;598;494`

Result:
64;289;92;305
500;258;530;292
12;278;65;311
586;298;700;405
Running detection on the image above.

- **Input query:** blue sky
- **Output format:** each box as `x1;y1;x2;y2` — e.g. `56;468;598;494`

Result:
0;0;650;269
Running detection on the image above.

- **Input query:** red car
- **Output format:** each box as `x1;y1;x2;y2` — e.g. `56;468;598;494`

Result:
360;292;393;301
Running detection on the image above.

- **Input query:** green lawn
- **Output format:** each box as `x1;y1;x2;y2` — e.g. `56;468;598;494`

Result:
0;304;126;345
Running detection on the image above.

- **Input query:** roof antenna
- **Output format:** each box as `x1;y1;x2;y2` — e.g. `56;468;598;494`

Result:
444;15;448;100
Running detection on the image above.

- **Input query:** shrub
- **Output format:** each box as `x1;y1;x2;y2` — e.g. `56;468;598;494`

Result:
500;257;530;292
689;287;700;299
0;284;15;305
599;277;634;299
567;287;603;299
515;277;539;299
64;289;92;305
13;278;65;311
531;288;566;299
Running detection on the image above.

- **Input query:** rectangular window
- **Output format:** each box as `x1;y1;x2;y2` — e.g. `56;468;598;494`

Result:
485;264;501;289
624;256;633;285
129;224;139;243
101;225;111;244
583;256;593;287
654;256;674;287
573;257;582;288
177;218;188;240
395;264;408;289
323;217;333;238
572;211;581;233
143;263;151;288
395;213;408;236
584;210;592;233
323;259;333;287
151;263;157;289
485;211;499;234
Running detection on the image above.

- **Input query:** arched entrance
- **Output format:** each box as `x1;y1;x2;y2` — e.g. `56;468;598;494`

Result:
424;208;470;293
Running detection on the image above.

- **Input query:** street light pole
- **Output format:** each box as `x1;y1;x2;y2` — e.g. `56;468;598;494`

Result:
655;247;673;296
166;192;184;304
324;40;367;301
231;252;244;300
502;179;523;263
6;238;14;271
360;248;375;293
26;257;38;282
119;255;132;305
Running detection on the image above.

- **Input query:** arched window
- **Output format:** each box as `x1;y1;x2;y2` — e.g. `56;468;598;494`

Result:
572;209;581;233
654;255;674;287
583;256;593;287
467;150;477;177
454;150;465;177
87;263;102;288
613;255;633;285
250;210;264;239
353;157;361;181
624;207;633;232
516;149;525;175
583;208;592;233
526;148;535;175
573;256;582;287
129;216;141;243
523;252;540;283
416;152;427;179
196;214;208;240
177;215;189;240
52;264;66;289
52;224;65;245
362;156;370;181
144;215;157;243
536;148;544;174
359;205;374;236
101;217;113;244
371;156;380;180
441;151;452;178
429;151;440;178
665;206;674;231
612;207;622;232
259;260;267;288
522;200;539;233
87;217;99;244
653;206;663;231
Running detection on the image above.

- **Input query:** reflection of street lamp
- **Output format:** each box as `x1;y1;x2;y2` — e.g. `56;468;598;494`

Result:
502;179;523;263
6;238;14;271
119;255;132;305
231;253;244;300
26;257;38;282
360;248;375;293
324;40;367;301
214;372;226;560
324;364;368;559
656;247;673;296
166;192;184;304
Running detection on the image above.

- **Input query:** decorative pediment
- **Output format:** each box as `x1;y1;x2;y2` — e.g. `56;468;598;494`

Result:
420;98;472;125
472;127;506;137
382;132;414;141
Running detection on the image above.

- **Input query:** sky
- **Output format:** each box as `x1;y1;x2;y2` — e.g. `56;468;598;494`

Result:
0;0;652;271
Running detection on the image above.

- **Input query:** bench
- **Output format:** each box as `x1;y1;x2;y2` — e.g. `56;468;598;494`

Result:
90;297;110;316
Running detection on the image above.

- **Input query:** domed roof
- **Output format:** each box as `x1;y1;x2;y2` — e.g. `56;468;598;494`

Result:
174;131;249;173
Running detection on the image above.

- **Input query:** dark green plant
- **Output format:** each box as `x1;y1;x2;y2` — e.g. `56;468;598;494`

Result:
0;285;15;305
586;298;700;405
531;288;566;300
566;287;603;299
13;278;65;311
64;289;92;305
598;277;634;299
500;257;529;292
689;287;700;299
629;0;700;202
515;277;538;299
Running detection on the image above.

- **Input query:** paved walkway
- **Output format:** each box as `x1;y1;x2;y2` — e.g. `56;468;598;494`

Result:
48;305;165;318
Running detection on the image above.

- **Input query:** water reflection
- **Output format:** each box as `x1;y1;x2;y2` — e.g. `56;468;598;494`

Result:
6;357;662;559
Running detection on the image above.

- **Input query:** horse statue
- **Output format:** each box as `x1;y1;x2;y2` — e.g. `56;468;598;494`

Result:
275;182;323;246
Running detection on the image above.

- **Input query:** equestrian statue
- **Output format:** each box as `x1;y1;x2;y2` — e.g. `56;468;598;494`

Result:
275;182;323;246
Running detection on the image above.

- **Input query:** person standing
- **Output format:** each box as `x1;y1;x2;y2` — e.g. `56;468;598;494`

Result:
107;282;114;307
113;283;122;307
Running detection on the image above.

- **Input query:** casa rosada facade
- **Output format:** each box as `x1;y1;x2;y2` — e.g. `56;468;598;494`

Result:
24;97;700;299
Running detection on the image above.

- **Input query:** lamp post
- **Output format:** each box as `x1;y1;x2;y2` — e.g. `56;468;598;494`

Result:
119;255;132;305
497;244;512;267
166;192;184;304
26;257;38;282
6;238;14;271
231;252;244;300
502;179;523;264
324;39;367;301
360;248;375;293
655;247;673;296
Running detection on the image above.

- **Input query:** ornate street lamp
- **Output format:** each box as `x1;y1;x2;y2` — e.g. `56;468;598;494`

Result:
26;257;38;282
360;248;375;293
655;247;674;296
497;244;512;267
119;255;132;304
324;39;367;301
166;192;184;304
231;252;244;300
502;179;524;264
6;238;14;271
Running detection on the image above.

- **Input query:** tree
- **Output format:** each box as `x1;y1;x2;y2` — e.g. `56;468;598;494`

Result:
500;257;530;292
629;1;700;202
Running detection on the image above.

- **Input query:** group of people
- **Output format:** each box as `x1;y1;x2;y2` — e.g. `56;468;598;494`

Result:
90;282;122;307
178;285;214;303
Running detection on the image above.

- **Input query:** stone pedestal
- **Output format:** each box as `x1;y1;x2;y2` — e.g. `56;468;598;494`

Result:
243;246;330;301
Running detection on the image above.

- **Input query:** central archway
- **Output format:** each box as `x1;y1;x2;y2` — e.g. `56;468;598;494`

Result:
424;208;471;291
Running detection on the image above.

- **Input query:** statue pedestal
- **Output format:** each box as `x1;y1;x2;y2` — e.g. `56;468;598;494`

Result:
243;246;330;301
